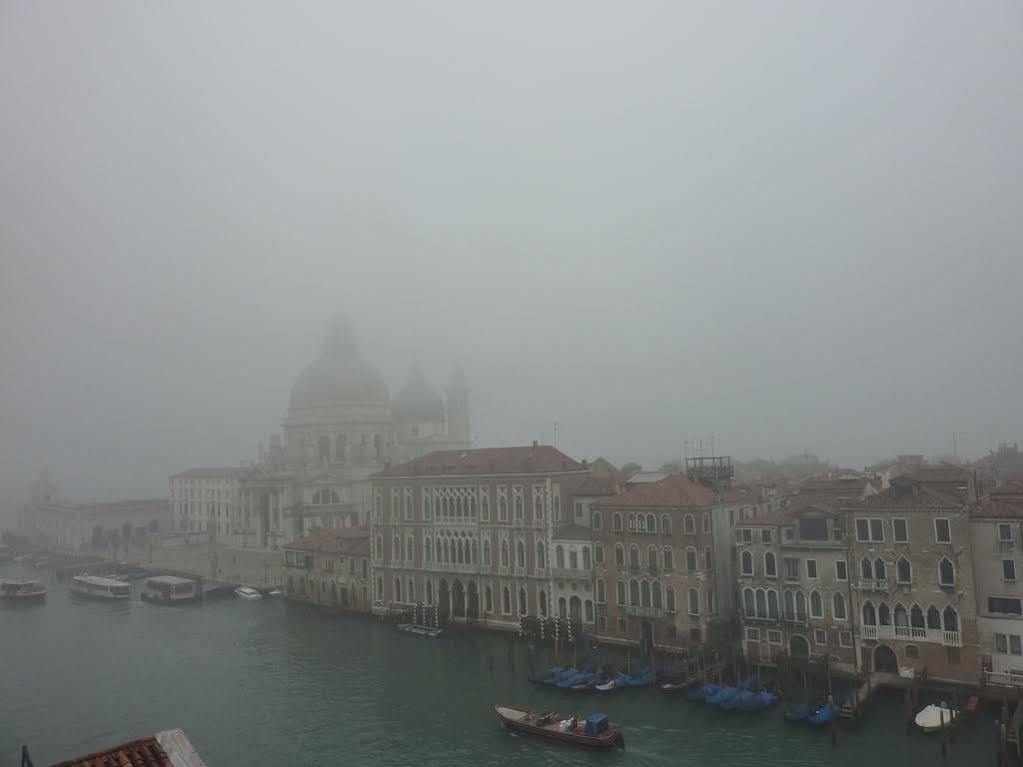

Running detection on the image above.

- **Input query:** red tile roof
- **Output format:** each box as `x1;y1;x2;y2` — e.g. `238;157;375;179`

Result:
721;485;760;504
284;526;370;555
898;466;973;484
735;495;838;526
991;480;1023;499
573;475;623;497
594;474;716;509
376;445;585;478
844;483;964;511
972;497;1023;520
50;737;173;767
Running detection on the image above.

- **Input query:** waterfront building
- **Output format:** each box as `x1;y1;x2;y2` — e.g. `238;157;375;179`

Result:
735;497;857;673
550;523;597;624
845;473;980;684
169;467;242;544
282;526;372;611
592;467;749;653
23;497;170;553
176;315;470;551
971;483;1023;687
370;444;590;631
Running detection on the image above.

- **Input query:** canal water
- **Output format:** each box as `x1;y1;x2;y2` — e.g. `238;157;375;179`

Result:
0;563;999;766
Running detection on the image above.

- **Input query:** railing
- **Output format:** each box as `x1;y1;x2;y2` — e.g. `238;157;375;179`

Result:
424;562;478;574
550;567;586;579
853;578;890;592
534;567;548;579
860;625;960;646
985;671;1023;687
626;605;665;618
513;566;527;577
943;630;961;647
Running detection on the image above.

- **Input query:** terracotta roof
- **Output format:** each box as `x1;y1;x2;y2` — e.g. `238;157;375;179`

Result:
171;467;242;479
573;475;622;497
376;445;585;478
721;485;760;504
844;483;964;511
284;526;370;555
735;495;838;527
50;737;173;767
972;497;1023;520
898;466;972;484
594;474;715;509
991;480;1023;499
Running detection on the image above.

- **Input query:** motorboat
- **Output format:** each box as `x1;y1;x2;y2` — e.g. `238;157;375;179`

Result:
234;586;263;600
397;623;443;638
0;579;47;601
495;706;624;749
141;576;199;605
71;575;131;601
915;703;958;733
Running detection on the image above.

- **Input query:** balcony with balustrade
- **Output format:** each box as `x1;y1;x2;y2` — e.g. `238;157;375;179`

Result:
550;567;588;580
859;624;960;646
424;562;479;575
626;604;665;619
852;578;890;592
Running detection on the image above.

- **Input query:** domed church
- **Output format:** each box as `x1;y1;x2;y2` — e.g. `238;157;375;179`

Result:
237;315;470;549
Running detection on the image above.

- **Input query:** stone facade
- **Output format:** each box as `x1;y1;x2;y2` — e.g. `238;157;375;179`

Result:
169;468;242;544
282;526;372;611
370;444;590;631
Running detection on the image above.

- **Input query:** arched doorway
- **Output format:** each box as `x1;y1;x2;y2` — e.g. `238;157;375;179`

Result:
789;634;810;659
452;580;466;618
569;595;582;622
874;644;898;673
438;579;450;619
467;582;480;620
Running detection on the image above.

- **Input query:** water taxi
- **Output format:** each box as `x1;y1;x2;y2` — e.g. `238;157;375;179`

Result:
234;586;263;600
494;706;624;749
71;575;131;600
141;575;200;605
0;579;47;601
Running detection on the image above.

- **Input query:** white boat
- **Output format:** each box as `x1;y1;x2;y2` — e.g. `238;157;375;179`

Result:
141;576;199;605
397;623;443;638
235;586;263;600
915;703;958;733
71;575;131;600
267;589;283;597
0;579;47;601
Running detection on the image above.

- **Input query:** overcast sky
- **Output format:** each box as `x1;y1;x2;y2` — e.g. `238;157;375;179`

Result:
1;1;1021;506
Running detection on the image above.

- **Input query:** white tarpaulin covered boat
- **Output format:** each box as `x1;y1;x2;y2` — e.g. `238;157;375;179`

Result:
915;703;958;733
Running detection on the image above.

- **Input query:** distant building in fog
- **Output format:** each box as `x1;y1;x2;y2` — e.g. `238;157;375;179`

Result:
172;315;471;550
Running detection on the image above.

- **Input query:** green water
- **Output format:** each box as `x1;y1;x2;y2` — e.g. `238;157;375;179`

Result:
0;563;999;766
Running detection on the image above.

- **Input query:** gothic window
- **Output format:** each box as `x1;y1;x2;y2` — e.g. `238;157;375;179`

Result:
630;545;640;569
704;546;713;570
683;514;696;534
482;540;491;566
833;592;847;620
536;541;546;569
500;540;509;567
897;557;912;584
615;543;625;566
592;511;603;530
556;545;565;569
612;513;623;532
764;551;776;577
516;540;526;568
629;579;640;605
663;547;674;570
518;588;527;615
661;514;671;534
939;557;955;586
596;579;605;603
666;585;676;612
686;547;697;572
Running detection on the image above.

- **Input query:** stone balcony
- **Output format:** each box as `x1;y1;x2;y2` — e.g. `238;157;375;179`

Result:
626;604;665;619
985;671;1023;688
550;567;589;580
423;562;478;575
860;624;960;647
852;578;890;592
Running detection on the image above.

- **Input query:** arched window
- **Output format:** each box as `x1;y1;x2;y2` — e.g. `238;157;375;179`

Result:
585;599;594;622
394;578;402;603
874;558;887;580
741;550;753;575
767;590;780;619
664;546;674;570
424;536;432;562
689;588;700;615
927;605;942;629
630;545;640;569
406;535;414;562
704;546;713;570
518;588;527;615
833;592;847;620
595;544;604;565
764;551;777;577
539;590;548;617
392;536;400;562
683;514;696;534
862;601;877;625
375;535;383;560
426;580;434;605
616;581;626;605
860;557;873;579
686;547;698;572
612;513;623;532
744;588;756;616
376;576;383;600
784;590;795;620
943;605;959;632
582;547;591;569
596;579;605;603
795;591;807;621
482;540;491;566
516;540;526;568
558;597;567;618
556;545;565;569
647;545;658;568
408;579;415;602
755;589;767;618
641;580;651;607
536;541;546;569
485;585;493;613
652;580;663;609
661;514;672;534
878;602;892;625
910;604;925;628
894;604;908;627
500;540;509;567
615;543;625;566
592;511;602;530
629;579;640;605
939;557;955;586
702;513;711;533
502;587;511;614
810;590;823;618
437;538;444;562
646;513;656;532
666;586;676;612
897;557;912;584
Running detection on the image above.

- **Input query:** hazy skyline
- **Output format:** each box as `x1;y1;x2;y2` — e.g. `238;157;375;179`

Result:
2;1;1022;505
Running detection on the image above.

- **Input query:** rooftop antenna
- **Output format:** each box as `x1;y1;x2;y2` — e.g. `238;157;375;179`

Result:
553;421;559;448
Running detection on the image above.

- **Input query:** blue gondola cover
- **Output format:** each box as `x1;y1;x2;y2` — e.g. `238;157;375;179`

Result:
585;713;609;736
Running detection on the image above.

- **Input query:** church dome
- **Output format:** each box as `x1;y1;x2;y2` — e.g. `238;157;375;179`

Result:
393;363;445;422
289;316;389;410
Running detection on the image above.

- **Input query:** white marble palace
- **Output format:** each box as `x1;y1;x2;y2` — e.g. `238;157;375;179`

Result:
170;315;470;550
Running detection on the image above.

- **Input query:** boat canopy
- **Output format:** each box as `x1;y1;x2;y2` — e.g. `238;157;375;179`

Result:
585;713;609;736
